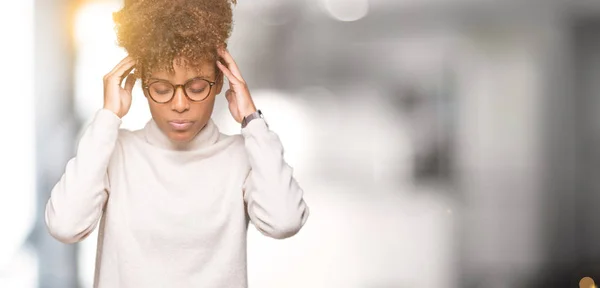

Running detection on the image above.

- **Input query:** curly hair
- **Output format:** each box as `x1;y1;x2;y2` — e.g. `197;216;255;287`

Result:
113;0;236;80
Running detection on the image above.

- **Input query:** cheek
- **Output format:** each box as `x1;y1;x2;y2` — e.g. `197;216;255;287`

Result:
193;97;216;115
147;99;169;120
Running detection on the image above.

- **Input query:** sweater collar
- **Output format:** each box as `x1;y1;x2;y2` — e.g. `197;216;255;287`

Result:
143;118;220;151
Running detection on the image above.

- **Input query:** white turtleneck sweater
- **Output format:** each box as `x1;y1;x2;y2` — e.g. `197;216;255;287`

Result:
44;109;309;288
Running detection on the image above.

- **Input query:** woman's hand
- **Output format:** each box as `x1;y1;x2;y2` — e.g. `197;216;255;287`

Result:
216;48;257;124
103;56;136;118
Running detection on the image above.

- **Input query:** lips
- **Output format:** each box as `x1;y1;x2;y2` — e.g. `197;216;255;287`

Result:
168;120;194;131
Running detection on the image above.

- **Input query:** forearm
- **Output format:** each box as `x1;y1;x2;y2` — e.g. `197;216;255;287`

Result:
242;119;309;239
45;109;121;243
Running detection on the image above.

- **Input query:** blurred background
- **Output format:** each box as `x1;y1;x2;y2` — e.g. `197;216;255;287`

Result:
3;0;600;287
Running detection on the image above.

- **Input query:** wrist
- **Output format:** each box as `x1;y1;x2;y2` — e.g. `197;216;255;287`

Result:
240;106;257;119
103;105;121;118
241;109;263;128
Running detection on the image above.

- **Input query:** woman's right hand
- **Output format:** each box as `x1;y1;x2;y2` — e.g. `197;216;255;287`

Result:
103;56;136;118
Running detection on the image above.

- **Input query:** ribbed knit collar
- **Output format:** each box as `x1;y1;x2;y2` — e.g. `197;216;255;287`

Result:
143;118;220;151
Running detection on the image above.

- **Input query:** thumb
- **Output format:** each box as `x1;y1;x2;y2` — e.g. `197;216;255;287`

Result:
225;89;235;103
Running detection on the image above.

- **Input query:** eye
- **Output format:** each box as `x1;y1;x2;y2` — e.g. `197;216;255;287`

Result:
186;79;209;94
150;82;173;95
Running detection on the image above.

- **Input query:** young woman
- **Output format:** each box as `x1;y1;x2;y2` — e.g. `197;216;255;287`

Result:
44;0;309;287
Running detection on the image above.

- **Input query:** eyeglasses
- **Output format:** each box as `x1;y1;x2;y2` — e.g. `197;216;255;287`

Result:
143;77;217;104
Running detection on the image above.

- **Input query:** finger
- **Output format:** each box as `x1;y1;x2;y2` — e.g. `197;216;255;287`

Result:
111;61;136;84
225;89;235;102
225;90;239;120
124;73;136;94
217;60;241;85
120;66;135;86
107;58;136;82
108;56;134;76
107;56;131;75
217;48;243;80
116;60;135;79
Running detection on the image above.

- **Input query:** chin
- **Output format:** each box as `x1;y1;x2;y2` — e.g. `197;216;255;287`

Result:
168;131;195;143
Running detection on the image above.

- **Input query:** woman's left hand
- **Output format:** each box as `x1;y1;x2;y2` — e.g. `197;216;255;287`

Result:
217;48;257;124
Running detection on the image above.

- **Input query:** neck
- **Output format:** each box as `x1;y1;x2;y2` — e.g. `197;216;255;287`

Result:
144;119;220;151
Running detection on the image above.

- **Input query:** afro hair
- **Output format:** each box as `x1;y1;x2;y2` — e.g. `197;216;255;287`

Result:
113;0;237;80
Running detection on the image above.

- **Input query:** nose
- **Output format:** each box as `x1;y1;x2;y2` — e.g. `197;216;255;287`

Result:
171;86;190;113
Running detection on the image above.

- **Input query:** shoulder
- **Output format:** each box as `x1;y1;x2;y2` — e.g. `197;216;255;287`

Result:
218;132;245;151
115;127;141;145
217;132;250;164
109;126;149;156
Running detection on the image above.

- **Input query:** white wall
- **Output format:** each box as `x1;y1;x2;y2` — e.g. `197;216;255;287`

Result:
0;0;38;287
454;23;547;286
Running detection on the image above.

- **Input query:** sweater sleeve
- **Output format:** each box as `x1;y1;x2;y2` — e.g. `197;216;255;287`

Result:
241;118;309;239
45;109;122;244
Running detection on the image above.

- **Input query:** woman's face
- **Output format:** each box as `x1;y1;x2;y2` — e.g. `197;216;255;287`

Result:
144;58;223;143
